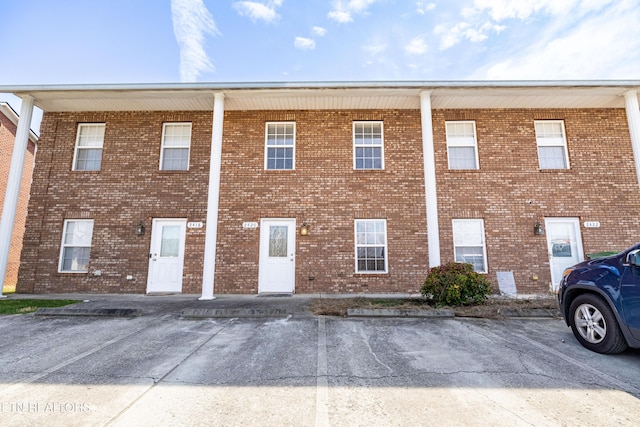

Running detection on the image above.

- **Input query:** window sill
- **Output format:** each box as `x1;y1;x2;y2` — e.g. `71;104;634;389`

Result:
354;272;389;276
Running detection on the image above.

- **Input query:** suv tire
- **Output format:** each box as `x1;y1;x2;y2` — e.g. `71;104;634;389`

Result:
569;294;628;354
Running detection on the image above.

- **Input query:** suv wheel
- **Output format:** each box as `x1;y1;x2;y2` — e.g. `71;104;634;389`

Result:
569;294;628;354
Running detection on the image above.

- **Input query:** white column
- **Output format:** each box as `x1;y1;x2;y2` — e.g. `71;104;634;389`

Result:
420;91;441;268
624;90;640;189
0;96;35;296
200;92;225;300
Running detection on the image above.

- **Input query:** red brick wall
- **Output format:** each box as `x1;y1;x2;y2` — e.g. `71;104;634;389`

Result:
434;109;639;294
0;113;35;288
215;110;428;294
17;107;639;295
18;111;212;293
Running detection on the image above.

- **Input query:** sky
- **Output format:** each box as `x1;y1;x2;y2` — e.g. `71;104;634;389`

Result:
1;0;639;131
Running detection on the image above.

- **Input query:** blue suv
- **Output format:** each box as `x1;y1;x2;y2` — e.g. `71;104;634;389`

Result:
558;244;640;354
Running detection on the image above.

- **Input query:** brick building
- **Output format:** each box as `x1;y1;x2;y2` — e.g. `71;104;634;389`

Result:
2;82;640;297
0;103;37;290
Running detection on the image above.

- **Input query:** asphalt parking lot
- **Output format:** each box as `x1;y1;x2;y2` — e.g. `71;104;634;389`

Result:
0;295;639;426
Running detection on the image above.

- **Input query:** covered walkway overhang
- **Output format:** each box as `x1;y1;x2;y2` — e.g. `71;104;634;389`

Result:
3;80;640;113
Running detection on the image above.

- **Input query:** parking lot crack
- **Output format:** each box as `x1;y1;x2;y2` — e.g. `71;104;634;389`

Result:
105;318;237;426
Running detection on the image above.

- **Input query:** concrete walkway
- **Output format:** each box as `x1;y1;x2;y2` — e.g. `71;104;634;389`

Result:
4;292;560;318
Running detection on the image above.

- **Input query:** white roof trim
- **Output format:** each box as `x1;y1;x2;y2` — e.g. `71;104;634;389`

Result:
0;102;39;142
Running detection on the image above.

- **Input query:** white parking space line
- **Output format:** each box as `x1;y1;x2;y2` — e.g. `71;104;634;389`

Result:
0;315;172;396
316;316;330;427
513;331;640;395
106;317;237;425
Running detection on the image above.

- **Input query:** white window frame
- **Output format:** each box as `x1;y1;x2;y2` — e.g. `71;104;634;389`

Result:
535;120;570;170
160;122;192;171
72;123;105;171
446;121;479;170
452;219;488;273
353;121;384;170
354;219;388;274
58;219;94;273
265;122;296;170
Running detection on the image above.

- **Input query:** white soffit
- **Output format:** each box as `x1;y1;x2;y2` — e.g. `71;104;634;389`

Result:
430;87;629;109
6;83;639;112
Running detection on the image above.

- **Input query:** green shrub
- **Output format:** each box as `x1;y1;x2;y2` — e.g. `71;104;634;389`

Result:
421;262;492;307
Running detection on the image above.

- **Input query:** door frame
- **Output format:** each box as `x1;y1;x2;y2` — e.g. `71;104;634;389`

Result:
258;218;296;294
544;217;584;292
146;218;187;293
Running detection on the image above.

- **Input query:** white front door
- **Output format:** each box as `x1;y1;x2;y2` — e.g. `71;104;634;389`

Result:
258;219;296;293
147;219;187;293
545;218;584;293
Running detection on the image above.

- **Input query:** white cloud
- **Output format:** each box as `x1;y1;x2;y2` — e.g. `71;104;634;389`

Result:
483;1;640;79
328;9;352;23
328;0;379;23
441;0;616;52
312;26;327;37
435;19;505;50
233;1;282;23
364;43;388;55
405;37;428;55
416;1;436;15
469;0;578;21
294;37;316;50
171;0;219;82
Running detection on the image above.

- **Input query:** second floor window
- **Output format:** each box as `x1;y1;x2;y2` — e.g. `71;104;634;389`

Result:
73;123;105;171
160;123;192;171
265;122;295;170
354;121;384;170
446;121;478;170
535;120;569;169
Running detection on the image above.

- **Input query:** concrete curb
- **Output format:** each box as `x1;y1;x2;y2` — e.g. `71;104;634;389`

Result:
34;307;143;317
347;308;455;318
497;308;561;318
181;308;289;318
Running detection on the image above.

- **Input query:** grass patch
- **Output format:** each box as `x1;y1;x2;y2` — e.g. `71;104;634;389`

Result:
309;296;559;318
310;297;429;316
0;299;82;315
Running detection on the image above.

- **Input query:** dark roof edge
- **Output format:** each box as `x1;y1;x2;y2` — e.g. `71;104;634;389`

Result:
0;102;39;142
2;79;640;93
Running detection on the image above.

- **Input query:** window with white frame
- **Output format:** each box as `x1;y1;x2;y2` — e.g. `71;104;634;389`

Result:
446;121;478;170
161;123;192;171
452;219;487;273
59;219;94;273
265;122;295;170
535;120;569;169
354;121;384;170
355;219;388;273
73;124;105;171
